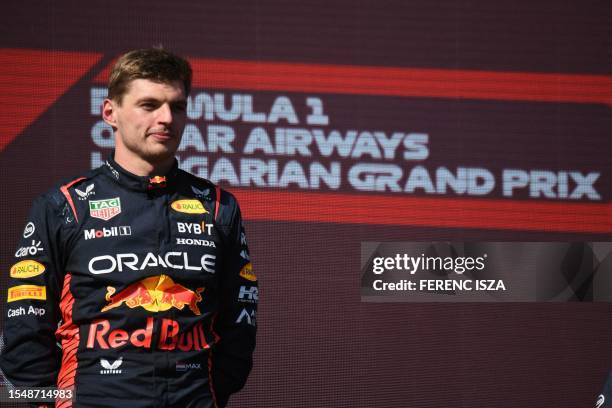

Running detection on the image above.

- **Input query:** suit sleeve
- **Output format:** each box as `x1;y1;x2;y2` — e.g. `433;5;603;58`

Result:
0;195;65;389
596;371;612;408
212;196;257;405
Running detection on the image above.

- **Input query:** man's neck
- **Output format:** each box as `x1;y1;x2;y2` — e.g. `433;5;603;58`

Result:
114;150;174;177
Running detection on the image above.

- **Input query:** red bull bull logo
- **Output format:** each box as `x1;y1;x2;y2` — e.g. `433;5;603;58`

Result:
148;176;167;189
149;176;166;184
101;275;204;315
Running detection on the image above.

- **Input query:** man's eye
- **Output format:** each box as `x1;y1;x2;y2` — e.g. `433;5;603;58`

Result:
141;103;157;110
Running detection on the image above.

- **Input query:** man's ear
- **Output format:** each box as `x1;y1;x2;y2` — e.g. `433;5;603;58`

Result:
102;98;118;128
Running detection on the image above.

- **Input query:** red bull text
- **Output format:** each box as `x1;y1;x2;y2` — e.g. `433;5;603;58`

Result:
86;318;211;351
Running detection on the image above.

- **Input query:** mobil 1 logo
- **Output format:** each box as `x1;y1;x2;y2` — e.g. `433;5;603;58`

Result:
84;226;132;240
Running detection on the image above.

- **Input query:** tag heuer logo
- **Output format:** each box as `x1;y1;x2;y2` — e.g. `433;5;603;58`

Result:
89;198;121;221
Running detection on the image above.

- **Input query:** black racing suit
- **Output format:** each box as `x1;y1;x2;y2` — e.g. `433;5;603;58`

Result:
0;157;257;408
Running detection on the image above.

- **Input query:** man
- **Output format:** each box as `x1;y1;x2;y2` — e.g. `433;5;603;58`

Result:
0;48;257;408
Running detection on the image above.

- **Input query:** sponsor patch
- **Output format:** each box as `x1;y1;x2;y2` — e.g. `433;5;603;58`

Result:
75;184;95;200
239;262;256;282
171;199;208;214
84;226;132;240
14;240;43;258
176;362;202;371
177;222;213;235
236;308;256;326
100;357;123;375
23;222;35;238
191;186;211;200
238;286;258;303
7;305;45;318
149;176;166;184
8;285;46;302
176;238;216;247
89;252;216;275
100;274;205;315
10;260;46;278
89;197;121;221
148;176;167;189
87;317;210;351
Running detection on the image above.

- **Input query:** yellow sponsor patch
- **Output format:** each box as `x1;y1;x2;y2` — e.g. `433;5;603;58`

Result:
10;260;45;278
239;263;256;282
171;200;208;214
8;285;46;302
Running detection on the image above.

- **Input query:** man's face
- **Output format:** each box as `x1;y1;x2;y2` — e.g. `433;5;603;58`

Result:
104;78;187;164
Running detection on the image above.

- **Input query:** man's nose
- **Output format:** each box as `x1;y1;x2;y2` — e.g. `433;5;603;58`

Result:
157;103;173;125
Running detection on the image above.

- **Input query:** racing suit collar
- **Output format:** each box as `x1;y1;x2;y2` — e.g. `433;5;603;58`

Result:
103;154;179;192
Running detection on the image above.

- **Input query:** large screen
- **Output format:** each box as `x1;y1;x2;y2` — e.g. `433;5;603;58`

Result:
1;1;611;406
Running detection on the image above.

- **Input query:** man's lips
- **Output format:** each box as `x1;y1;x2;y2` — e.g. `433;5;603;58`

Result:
148;132;173;141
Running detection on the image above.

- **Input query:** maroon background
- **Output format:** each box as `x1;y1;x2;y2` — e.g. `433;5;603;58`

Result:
2;1;612;406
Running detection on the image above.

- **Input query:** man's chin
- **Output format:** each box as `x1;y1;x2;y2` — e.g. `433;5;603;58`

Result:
142;145;178;164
